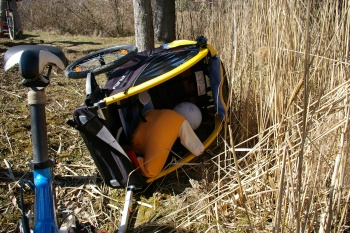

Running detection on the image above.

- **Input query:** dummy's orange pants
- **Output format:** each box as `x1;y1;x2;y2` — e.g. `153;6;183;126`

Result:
131;109;185;178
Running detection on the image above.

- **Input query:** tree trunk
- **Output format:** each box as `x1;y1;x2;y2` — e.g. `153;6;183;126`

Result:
133;0;154;51
153;0;176;43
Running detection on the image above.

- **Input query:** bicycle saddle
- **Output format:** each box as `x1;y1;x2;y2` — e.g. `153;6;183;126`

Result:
4;45;68;80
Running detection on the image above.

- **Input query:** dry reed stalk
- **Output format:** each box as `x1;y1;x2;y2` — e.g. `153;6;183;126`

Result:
296;2;311;232
3;126;14;157
332;95;350;232
272;146;287;233
337;190;350;232
229;126;253;231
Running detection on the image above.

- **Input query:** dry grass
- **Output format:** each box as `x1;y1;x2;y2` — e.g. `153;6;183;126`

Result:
18;0;135;37
0;0;350;232
173;0;350;232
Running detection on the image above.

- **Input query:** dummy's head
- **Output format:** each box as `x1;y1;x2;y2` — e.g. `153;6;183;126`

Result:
174;102;202;130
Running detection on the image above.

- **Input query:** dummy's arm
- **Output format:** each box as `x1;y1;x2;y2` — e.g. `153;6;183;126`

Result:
178;120;204;156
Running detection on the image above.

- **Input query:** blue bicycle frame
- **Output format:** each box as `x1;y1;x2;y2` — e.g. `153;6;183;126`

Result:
29;89;58;232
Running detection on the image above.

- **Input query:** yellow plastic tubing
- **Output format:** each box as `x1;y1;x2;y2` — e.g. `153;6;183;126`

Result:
104;46;210;105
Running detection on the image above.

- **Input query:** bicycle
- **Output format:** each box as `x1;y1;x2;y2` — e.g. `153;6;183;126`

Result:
4;44;137;233
2;0;16;40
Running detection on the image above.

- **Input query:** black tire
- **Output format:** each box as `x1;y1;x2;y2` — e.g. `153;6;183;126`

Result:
65;45;137;79
7;12;15;40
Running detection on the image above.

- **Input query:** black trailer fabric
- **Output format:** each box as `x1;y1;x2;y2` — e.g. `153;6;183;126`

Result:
69;106;145;189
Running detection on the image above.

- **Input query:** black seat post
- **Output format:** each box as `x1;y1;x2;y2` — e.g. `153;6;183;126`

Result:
27;87;49;164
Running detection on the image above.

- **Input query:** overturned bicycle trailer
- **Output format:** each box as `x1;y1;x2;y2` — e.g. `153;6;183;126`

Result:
65;36;229;232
